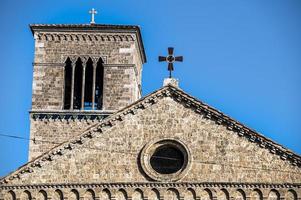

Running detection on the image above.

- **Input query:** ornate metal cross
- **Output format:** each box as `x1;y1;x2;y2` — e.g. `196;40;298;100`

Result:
89;8;98;24
159;47;183;78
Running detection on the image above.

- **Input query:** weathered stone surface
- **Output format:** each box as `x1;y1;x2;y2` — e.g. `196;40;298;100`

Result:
29;24;144;160
8;96;301;185
1;24;300;200
1;88;301;199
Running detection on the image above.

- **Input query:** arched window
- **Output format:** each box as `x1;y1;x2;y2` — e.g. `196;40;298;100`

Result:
73;58;83;109
95;58;104;110
63;57;72;109
63;57;104;110
84;58;94;109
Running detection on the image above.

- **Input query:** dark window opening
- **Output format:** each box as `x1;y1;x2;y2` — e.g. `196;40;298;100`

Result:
150;145;184;174
63;58;72;109
95;59;104;110
84;58;93;110
73;58;83;109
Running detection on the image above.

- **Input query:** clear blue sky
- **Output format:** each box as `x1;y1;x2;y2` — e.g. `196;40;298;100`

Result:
0;0;300;177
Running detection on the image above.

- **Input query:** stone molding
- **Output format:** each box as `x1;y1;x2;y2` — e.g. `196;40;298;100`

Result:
30;110;113;122
1;85;301;185
0;182;301;190
1;182;300;190
32;62;65;67
30;24;147;63
35;32;135;42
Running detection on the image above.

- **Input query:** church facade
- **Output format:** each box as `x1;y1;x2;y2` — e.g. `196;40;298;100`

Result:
0;23;300;200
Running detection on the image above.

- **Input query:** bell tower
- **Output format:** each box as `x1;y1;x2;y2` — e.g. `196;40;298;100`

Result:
29;24;146;160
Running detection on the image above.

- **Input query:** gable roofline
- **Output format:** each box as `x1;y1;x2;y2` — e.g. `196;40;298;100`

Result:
1;85;300;185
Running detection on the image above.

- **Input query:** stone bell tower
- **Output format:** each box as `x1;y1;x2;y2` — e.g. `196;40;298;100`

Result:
28;23;146;160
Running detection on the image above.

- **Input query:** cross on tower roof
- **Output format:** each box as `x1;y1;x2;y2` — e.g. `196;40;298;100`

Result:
159;47;183;78
89;8;98;24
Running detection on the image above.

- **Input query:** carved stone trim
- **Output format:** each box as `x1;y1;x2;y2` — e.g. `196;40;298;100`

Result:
35;33;135;42
63;55;107;64
1;182;300;190
103;64;135;68
30;24;147;63
30;110;113;122
32;62;65;67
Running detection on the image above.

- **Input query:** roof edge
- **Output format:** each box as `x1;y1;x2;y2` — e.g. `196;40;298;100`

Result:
29;24;147;63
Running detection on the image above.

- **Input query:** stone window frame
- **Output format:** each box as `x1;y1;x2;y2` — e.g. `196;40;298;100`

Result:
140;138;192;182
62;55;107;111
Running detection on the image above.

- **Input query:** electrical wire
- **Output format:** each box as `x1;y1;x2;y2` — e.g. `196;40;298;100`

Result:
0;133;298;174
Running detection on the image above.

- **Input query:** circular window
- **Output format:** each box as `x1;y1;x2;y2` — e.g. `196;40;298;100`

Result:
150;145;184;174
140;138;191;181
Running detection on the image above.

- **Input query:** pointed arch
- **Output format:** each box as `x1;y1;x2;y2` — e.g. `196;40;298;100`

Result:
54;189;64;200
132;188;144;200
268;190;280;200
84;57;94;109
7;190;16;200
250;189;263;200
69;189;80;200
100;188;111;200
184;188;196;200
148;188;160;200
73;58;83;109
95;57;104;110
232;189;246;200
199;188;213;200
216;189;229;200
116;189;127;200
63;57;72;109
38;190;47;200
20;190;32;200
165;188;180;200
286;189;297;200
83;189;95;200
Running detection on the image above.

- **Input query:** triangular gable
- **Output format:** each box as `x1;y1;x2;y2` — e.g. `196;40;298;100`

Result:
1;85;300;185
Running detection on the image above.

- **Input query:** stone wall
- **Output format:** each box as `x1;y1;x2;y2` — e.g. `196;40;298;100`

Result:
28;112;107;160
31;30;143;111
29;25;144;160
8;97;301;185
103;65;139;111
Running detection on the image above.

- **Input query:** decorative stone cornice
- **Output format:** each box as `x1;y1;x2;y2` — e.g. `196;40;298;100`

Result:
1;85;300;185
29;24;147;63
1;182;300;190
35;32;135;42
30;110;113;122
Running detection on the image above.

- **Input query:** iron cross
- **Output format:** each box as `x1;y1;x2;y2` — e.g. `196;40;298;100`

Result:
89;8;98;24
159;47;183;78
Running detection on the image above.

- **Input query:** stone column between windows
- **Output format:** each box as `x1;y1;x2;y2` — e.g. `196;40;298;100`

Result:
70;62;76;110
92;62;96;110
81;62;86;110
